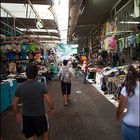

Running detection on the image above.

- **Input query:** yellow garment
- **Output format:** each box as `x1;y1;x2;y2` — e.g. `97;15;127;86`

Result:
104;37;109;50
9;62;16;73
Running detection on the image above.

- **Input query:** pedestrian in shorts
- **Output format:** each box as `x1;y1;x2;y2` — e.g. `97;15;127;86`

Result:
12;64;54;140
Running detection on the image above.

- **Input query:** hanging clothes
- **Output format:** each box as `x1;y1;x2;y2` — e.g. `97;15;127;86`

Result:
110;36;117;49
130;35;135;47
28;43;37;52
7;50;15;61
118;38;125;52
104;37;109;51
21;43;29;51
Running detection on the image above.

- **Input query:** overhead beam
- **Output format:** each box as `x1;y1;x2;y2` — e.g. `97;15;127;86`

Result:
68;0;84;42
33;38;60;41
27;0;54;38
1;0;51;5
24;32;60;37
1;17;57;29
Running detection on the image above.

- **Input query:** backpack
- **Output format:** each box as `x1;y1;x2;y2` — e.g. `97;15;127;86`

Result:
62;67;71;83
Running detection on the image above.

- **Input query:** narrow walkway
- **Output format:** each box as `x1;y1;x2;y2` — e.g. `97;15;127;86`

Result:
1;74;122;140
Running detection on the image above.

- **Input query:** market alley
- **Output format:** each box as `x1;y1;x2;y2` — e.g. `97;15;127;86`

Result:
1;73;122;140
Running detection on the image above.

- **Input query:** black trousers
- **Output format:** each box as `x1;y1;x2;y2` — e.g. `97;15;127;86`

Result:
61;81;71;95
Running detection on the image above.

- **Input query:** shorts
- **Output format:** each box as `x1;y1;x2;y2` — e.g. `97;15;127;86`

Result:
22;115;49;138
61;81;71;95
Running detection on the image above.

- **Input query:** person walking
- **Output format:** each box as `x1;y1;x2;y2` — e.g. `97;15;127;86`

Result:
58;60;73;106
81;61;88;83
12;64;54;140
72;59;78;77
116;62;140;140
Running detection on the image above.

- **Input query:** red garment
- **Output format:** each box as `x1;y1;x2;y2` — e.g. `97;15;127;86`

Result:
82;64;88;71
85;65;88;71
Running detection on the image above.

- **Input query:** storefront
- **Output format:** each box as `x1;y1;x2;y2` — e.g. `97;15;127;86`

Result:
76;0;140;102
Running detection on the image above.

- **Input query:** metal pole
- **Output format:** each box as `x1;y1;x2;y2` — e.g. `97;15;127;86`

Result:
27;0;52;37
1;6;43;44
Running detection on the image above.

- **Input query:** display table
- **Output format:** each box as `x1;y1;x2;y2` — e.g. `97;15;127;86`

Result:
106;76;125;100
88;67;96;80
8;73;27;83
0;79;17;112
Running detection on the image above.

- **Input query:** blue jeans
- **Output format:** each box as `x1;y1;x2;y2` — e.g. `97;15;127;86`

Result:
121;122;140;140
83;71;87;83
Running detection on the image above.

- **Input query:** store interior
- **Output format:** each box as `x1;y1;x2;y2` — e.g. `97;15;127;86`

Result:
0;0;140;112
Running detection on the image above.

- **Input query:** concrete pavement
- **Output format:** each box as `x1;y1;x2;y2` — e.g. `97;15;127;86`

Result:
1;73;122;140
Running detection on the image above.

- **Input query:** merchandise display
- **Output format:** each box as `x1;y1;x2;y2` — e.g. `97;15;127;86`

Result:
0;40;60;112
0;79;17;112
84;63;128;101
0;1;140;140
